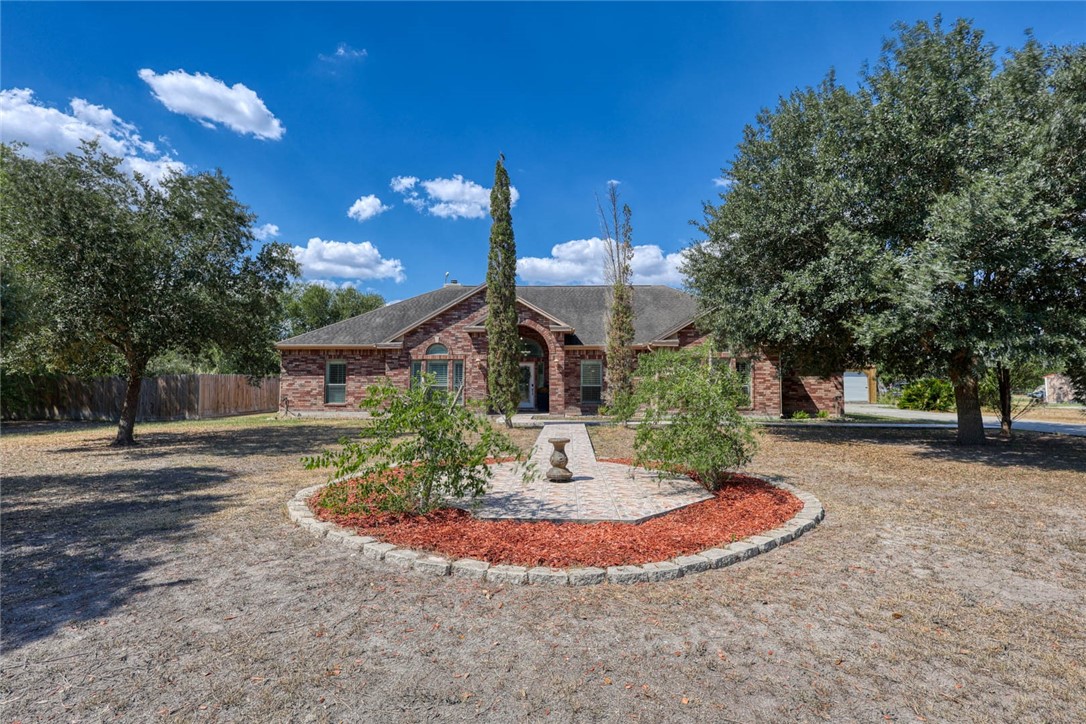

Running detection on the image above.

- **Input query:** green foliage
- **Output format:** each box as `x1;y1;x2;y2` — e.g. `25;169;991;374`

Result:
629;348;757;491
282;283;384;338
898;378;955;412
303;374;522;514
485;155;520;426
599;182;636;408
790;411;811;421
816;410;830;419
0;141;298;442
977;362;1045;410
685;18;1086;445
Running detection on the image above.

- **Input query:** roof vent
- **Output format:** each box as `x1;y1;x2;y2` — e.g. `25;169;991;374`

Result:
448;279;459;285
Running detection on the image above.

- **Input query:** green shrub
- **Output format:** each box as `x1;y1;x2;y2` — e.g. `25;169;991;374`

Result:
898;378;955;411
628;348;757;491
816;410;830;419
976;364;1046;410
877;390;900;405
790;410;811;420
303;374;523;514
600;388;638;424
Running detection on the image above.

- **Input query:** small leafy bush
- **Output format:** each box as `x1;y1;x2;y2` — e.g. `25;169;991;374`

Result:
303;375;522;515
898;377;955;412
790;410;811;420
628;348;757;491
600;388;638;424
816;410;830;419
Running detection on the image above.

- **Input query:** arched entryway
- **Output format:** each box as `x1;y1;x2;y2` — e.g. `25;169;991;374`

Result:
518;329;549;411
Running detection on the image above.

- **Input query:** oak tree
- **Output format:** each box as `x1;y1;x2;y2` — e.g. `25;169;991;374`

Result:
0;142;298;444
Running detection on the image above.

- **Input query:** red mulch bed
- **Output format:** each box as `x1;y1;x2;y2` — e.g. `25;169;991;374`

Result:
309;461;802;568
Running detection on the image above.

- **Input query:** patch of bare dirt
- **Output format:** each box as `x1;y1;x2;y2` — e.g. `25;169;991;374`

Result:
1011;405;1086;423
2;419;1084;722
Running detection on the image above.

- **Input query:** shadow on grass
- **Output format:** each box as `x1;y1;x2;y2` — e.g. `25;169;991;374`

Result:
1;466;235;652
43;420;363;461
1;419;118;437
762;426;1086;474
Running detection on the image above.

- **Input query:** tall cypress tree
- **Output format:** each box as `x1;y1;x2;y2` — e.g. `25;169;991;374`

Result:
485;155;520;426
600;182;636;408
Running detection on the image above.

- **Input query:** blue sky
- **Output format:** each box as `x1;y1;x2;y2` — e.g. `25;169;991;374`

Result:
3;2;1083;301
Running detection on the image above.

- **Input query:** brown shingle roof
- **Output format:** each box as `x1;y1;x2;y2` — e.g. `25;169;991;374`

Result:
277;284;699;348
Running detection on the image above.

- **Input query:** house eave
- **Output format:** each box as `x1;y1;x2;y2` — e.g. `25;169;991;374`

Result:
276;343;381;351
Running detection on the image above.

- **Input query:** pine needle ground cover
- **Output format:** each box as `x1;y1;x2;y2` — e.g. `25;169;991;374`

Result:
309;467;801;568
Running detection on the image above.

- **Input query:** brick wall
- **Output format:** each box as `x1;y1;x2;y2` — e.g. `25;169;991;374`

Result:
781;371;844;417
390;288;490;402
279;289;573;414
562;348;607;415
279;348;390;413
279;300;841;418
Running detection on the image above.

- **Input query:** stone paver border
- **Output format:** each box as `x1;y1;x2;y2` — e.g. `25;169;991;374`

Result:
288;476;824;586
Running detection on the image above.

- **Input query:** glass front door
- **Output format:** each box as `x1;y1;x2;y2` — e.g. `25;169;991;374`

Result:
518;363;535;409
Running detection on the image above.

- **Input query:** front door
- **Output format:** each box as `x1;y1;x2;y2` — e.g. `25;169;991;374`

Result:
518;362;536;410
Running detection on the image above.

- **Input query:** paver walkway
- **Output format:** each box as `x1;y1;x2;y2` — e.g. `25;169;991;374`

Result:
462;423;712;523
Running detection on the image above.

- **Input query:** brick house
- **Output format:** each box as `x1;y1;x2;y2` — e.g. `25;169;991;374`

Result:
277;282;843;417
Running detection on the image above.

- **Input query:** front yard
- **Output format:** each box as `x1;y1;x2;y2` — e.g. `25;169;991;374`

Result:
2;417;1083;721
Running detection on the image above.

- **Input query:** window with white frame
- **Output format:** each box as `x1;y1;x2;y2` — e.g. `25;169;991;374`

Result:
581;360;602;404
325;361;347;403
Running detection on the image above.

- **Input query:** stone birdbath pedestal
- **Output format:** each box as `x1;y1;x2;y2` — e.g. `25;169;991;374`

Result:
546;437;573;482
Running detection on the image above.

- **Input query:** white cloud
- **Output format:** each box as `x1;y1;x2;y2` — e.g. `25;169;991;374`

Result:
138;68;284;140
712;177;734;188
309;279;359;290
517;237;688;286
347;194;391;222
391;173;519;220
390;175;418;193
0;88;186;185
292;237;405;282
253;223;280;241
319;42;368;62
606;179;621;186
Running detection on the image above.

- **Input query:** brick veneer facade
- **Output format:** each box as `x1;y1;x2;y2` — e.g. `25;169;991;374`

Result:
278;289;843;417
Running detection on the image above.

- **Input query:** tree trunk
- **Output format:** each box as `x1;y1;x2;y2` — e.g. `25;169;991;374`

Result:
949;356;986;446
113;367;143;446
997;363;1013;440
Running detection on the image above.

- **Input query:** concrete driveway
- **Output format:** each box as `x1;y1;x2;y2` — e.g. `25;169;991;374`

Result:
846;402;1086;437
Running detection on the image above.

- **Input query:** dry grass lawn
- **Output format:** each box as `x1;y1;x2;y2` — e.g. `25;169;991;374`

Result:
2;416;1084;722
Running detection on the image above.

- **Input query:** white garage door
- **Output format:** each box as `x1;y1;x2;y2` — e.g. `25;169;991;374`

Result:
844;372;870;403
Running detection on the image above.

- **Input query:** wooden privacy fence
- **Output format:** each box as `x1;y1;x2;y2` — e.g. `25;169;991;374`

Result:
5;374;280;421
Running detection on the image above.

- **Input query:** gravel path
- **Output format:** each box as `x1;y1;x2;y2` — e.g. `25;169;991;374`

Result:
2;417;1084;722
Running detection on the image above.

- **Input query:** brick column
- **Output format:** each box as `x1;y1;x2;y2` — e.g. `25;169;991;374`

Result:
548;332;566;413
